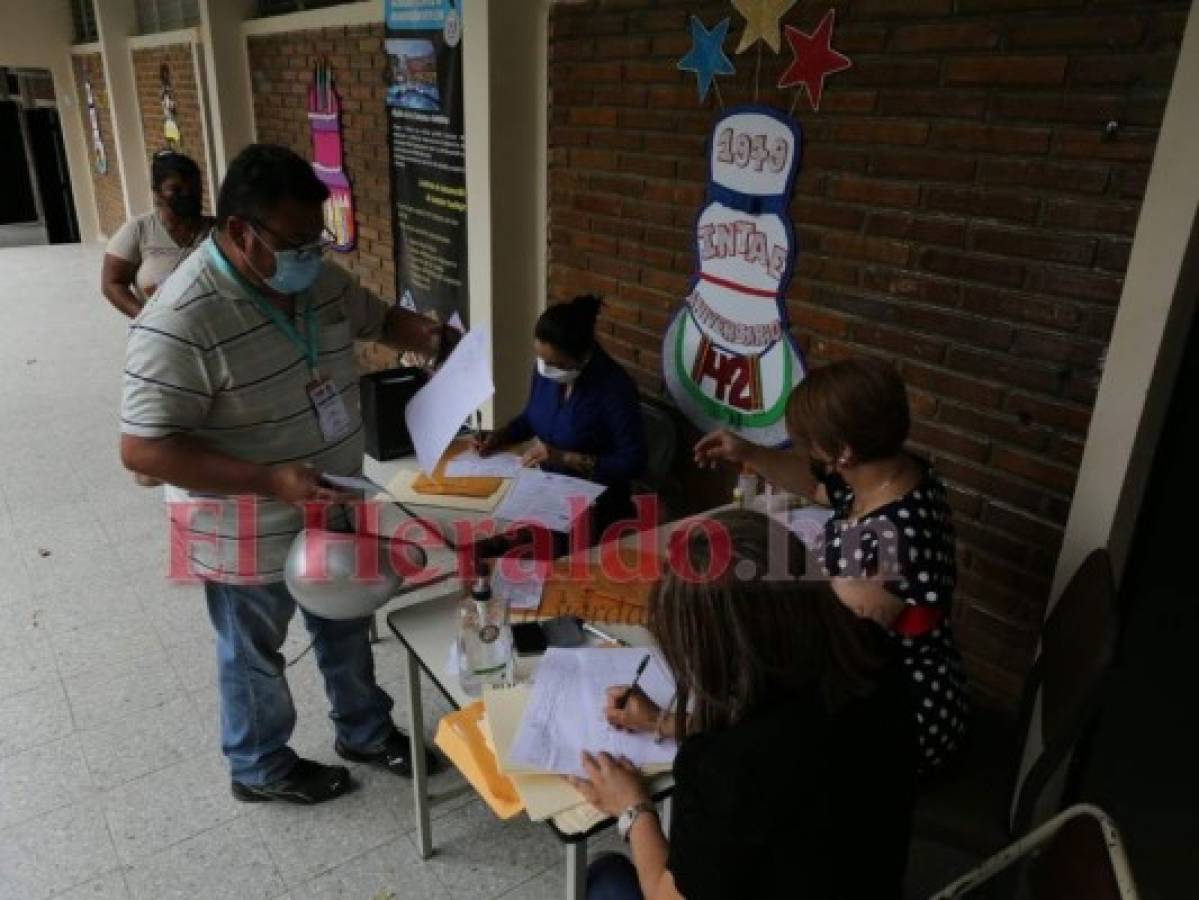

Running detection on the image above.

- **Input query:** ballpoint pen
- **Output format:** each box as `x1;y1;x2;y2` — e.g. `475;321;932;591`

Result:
616;653;651;710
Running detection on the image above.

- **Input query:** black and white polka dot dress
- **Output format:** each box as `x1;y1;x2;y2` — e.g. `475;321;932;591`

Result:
814;464;970;776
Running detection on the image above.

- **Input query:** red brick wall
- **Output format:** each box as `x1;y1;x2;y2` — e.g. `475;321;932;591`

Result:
548;0;1188;706
248;24;399;372
132;44;213;214
71;53;126;238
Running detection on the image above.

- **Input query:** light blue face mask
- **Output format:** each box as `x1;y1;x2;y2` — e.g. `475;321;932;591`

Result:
249;224;326;294
263;248;324;294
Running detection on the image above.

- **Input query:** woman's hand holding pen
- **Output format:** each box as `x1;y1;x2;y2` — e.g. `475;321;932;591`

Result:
522;438;562;469
471;429;505;457
603;685;660;734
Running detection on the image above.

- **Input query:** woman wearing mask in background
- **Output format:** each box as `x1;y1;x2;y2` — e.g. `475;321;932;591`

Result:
694;357;969;776
475;293;648;551
101;150;213;317
574;510;915;900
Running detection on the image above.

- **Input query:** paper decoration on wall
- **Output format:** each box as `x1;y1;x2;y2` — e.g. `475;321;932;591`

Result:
777;9;853;112
307;60;355;252
83;79;107;175
677;15;736;103
159;64;181;149
662;106;807;447
733;0;797;54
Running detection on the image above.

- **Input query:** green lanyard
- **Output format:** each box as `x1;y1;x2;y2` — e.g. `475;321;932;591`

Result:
207;241;321;377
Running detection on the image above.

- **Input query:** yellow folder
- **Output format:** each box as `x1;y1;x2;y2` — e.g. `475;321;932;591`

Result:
433;702;523;820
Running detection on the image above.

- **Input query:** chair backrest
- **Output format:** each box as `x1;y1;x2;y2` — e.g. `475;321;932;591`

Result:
1009;549;1119;835
639;401;677;487
932;804;1139;900
1028;811;1129;900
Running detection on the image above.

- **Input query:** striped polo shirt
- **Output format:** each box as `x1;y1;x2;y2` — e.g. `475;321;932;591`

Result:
121;238;391;584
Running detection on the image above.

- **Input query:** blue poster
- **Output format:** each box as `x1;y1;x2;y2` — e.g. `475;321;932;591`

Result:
384;0;457;33
383;0;467;324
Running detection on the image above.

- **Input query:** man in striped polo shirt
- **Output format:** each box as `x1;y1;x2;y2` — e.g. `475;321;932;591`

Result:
120;144;455;804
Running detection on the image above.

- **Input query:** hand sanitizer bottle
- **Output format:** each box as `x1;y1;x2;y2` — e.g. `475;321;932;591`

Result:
457;569;514;697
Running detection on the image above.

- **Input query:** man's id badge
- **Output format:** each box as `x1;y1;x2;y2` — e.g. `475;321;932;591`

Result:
307;377;352;443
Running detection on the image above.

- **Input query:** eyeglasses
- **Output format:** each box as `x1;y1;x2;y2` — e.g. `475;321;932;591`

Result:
251;219;337;261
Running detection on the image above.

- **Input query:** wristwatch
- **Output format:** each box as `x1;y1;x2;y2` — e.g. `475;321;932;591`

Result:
617;799;657;842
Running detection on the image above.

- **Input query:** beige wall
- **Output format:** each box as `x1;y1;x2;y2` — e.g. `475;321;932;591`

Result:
1052;2;1199;600
0;0;100;241
200;0;255;181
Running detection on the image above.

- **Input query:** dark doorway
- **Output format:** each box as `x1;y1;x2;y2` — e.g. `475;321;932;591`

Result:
0;100;38;224
25;107;79;244
1076;234;1199;898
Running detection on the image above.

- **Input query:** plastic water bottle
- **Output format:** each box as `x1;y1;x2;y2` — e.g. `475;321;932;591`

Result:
457;572;514;698
736;466;759;509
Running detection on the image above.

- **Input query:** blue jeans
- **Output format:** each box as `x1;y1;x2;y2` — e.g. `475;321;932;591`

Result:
204;579;394;785
587;853;643;900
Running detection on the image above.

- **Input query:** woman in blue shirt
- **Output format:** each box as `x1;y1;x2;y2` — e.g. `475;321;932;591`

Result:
477;294;648;548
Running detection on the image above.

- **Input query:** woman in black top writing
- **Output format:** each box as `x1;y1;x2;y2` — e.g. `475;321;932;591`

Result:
571;510;915;900
694;358;970;775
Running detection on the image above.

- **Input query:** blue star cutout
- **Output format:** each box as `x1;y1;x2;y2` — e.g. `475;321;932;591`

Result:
677;16;736;102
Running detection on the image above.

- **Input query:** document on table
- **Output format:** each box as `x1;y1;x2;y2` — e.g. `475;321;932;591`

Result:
507;648;677;778
493;469;607;533
404;328;494;476
444;450;523;479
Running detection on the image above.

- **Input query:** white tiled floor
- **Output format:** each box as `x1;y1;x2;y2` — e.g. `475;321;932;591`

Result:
0;244;584;899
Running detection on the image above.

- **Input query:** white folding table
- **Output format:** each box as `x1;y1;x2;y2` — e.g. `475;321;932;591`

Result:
363;454;675;900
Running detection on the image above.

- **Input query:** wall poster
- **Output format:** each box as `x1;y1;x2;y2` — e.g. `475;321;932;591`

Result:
383;0;468;325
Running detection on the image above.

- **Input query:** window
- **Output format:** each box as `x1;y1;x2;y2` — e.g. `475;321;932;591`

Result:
70;0;99;44
135;0;201;33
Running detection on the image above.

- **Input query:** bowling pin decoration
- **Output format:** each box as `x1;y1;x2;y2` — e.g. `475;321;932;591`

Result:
662;105;806;447
307;60;356;252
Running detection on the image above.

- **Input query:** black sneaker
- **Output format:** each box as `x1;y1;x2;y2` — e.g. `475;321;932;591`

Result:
231;758;353;805
335;727;442;778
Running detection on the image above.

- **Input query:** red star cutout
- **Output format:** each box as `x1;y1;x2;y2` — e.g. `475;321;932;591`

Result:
777;9;853;112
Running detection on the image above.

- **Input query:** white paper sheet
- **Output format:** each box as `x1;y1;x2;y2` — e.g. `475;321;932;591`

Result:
404;329;495;476
507;648;677;777
491;557;551;610
493;469;607;533
444;450;524;479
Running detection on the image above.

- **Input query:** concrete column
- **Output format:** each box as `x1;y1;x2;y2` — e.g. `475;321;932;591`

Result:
463;0;549;424
197;0;256;182
94;0;153;218
1052;0;1199;600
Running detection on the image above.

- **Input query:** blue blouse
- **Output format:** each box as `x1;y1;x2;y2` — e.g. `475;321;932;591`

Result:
503;347;647;489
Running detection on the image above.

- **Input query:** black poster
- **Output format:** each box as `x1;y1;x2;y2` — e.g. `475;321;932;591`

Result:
384;0;468;324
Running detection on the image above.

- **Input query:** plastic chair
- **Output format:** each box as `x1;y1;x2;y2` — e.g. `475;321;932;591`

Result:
638;400;677;489
929;804;1139;900
914;549;1120;855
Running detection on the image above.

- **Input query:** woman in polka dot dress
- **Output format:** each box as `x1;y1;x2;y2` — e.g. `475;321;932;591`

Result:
695;357;970;775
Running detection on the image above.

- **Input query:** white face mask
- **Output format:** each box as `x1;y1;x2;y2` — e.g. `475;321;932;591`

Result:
537;357;580;384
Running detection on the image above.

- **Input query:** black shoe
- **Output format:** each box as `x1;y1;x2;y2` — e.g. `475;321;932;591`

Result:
231;758;354;805
335;727;442;778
